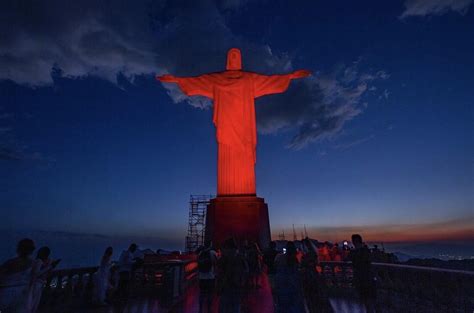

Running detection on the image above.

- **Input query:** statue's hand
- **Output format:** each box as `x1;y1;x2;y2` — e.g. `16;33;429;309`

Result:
292;70;311;79
156;74;178;83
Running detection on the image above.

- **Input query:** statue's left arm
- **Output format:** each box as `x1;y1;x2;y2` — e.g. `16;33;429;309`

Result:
156;74;214;99
252;70;311;98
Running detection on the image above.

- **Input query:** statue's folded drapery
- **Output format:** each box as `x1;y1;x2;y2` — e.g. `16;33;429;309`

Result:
175;71;292;195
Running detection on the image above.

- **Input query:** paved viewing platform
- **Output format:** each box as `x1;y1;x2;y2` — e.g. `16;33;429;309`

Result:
66;276;274;313
37;257;474;313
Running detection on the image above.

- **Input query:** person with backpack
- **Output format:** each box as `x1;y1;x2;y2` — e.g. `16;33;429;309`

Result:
246;242;263;289
349;234;377;313
116;243;138;301
216;238;247;313
198;241;218;313
274;241;305;313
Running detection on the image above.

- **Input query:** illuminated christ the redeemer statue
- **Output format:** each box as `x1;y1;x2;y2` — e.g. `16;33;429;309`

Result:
157;48;310;196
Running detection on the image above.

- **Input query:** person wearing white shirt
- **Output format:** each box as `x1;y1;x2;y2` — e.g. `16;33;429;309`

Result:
0;238;36;313
197;242;218;313
116;243;137;301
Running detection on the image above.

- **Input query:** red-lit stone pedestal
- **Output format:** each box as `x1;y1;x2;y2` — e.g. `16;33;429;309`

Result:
205;196;271;249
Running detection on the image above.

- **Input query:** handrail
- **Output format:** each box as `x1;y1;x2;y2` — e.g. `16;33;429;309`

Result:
48;266;99;277
39;259;198;310
372;262;474;275
312;260;474;313
319;260;474;275
39;260;472;312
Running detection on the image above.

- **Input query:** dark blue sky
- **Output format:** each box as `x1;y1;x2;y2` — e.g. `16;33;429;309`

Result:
1;0;473;243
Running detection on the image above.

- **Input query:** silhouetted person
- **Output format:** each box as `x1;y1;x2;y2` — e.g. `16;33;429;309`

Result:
246;242;262;289
116;243;137;301
342;241;351;261
274;241;304;313
263;241;278;275
263;241;279;296
95;247;113;305
28;246;60;313
198;241;218;313
331;243;342;261
301;238;331;313
349;234;377;313
318;242;331;261
0;238;35;312
370;244;386;263
217;238;246;313
131;246;145;270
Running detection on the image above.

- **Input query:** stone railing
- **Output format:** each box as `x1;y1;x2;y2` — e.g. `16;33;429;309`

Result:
315;261;474;313
133;259;198;299
37;259;473;312
40;266;98;308
39;259;198;311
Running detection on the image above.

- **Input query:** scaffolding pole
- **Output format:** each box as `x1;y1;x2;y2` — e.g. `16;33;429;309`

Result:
185;195;213;253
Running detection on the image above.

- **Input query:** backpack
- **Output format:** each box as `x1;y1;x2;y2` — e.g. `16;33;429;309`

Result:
198;249;213;273
218;254;246;290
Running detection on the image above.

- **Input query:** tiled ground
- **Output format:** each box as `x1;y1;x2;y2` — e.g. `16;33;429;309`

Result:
74;274;274;313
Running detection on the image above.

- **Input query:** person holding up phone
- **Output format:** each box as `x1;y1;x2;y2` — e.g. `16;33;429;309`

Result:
28;246;61;313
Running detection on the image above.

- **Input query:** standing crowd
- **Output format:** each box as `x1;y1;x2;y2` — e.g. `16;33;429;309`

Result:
0;239;60;313
197;234;378;313
0;239;147;313
1;234;378;313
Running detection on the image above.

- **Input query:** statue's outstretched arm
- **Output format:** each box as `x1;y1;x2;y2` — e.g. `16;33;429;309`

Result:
156;74;213;98
156;74;179;83
290;70;311;79
253;70;311;98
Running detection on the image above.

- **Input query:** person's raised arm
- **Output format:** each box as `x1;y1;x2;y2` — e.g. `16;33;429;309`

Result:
156;73;214;99
29;259;41;289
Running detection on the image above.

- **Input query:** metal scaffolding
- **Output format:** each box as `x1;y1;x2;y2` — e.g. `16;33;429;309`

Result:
185;195;213;252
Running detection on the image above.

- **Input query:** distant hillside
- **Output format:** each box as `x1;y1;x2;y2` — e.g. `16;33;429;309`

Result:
384;241;474;260
403;258;474;271
393;251;415;262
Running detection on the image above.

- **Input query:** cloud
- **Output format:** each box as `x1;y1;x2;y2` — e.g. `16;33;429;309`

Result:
0;108;45;161
400;0;473;18
333;134;375;150
0;138;46;161
0;0;387;149
257;62;388;149
0;0;163;86
0;147;23;161
0;149;43;161
378;89;390;100
0;109;20;160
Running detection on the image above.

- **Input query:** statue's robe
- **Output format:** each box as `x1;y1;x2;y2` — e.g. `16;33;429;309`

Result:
176;71;292;196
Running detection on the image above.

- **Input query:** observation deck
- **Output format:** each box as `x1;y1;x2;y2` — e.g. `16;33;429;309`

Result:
38;258;474;313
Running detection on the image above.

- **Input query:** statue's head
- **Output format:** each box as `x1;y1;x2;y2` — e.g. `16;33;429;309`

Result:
226;48;242;70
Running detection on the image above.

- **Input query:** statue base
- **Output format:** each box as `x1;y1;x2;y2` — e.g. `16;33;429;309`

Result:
205;196;271;249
